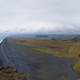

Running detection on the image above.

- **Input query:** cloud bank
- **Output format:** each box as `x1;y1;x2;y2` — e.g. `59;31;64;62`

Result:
0;0;80;33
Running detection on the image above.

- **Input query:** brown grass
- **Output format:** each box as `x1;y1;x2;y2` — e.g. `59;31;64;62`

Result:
15;39;80;59
0;67;27;80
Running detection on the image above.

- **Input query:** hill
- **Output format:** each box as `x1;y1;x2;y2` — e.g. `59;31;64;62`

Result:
0;36;80;80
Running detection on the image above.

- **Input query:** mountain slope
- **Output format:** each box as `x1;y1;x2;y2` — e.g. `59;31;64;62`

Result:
0;37;78;80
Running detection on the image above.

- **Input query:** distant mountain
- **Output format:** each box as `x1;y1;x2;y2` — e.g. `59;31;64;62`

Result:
36;35;49;38
9;33;80;40
70;35;80;41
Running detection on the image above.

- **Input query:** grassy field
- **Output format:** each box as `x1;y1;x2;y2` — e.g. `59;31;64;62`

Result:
15;39;80;59
15;39;80;79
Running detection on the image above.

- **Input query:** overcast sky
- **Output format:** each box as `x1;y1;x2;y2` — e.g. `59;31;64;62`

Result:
0;0;80;33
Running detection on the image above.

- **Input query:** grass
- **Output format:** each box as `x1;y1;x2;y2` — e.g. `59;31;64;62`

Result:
15;39;80;79
0;67;27;80
32;47;68;57
15;39;80;59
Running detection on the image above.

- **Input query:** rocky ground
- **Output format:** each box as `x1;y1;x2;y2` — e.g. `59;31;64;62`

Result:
0;67;27;80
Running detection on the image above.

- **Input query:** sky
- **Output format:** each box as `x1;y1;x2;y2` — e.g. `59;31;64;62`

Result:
0;0;80;33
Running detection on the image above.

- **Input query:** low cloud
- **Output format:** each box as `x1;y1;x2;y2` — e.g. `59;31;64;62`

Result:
0;0;80;33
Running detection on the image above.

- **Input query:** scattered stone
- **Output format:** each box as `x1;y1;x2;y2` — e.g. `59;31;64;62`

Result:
0;66;27;80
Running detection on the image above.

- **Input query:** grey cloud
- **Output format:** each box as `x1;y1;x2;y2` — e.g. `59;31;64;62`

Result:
0;0;80;33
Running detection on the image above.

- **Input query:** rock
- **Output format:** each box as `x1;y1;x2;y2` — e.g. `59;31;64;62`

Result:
0;66;27;80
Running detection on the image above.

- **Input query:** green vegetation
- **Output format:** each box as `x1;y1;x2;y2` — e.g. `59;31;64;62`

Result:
15;39;80;79
73;61;80;74
16;39;80;59
32;47;68;57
